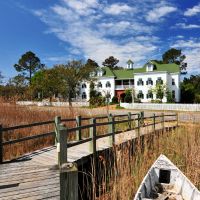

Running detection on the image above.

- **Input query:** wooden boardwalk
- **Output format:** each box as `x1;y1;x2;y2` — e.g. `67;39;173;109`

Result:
0;123;175;200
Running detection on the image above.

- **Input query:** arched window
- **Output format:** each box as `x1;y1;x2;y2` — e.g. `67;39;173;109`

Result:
82;83;87;88
106;81;111;88
82;92;87;99
97;82;102;88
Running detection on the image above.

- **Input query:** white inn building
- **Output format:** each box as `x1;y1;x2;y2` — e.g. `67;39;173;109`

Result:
79;60;180;103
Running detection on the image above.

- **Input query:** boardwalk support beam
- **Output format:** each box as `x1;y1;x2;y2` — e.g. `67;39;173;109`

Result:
60;162;78;200
108;114;115;145
0;125;3;164
76;115;82;141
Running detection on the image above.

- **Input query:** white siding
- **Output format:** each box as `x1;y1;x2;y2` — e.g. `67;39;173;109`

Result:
79;77;115;101
134;72;168;102
134;72;180;103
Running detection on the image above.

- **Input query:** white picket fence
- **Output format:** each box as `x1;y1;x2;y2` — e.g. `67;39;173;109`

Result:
17;101;89;107
120;102;200;112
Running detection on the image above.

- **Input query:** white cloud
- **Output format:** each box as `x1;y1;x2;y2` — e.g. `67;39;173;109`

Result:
104;3;133;15
175;23;200;29
146;5;177;23
184;3;200;17
172;39;200;74
61;0;99;16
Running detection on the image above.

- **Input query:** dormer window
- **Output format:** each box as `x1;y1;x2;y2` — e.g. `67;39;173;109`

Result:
106;81;111;88
97;70;103;76
82;83;87;88
126;59;134;69
156;77;163;85
146;78;153;85
137;78;144;86
97;82;102;88
90;71;96;77
146;62;154;72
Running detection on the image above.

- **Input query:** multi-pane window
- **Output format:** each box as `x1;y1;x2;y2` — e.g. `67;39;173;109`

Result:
97;82;102;88
172;78;175;85
146;90;153;99
82;92;87;99
137;90;144;99
172;90;175;99
106;81;111;88
156;77;163;85
82;83;87;88
130;79;134;85
137;78;144;86
146;78;153;85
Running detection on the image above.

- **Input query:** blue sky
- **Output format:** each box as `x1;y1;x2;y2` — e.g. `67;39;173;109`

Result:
0;0;200;82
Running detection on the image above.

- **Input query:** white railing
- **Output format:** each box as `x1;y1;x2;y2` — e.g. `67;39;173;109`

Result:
17;101;89;107
115;85;134;90
120;102;200;112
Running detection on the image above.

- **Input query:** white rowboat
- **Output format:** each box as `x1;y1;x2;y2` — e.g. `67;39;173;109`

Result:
134;154;200;200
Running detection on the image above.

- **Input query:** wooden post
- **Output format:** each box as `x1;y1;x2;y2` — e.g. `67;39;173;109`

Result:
137;113;140;137
89;118;97;200
76;115;82;141
55;116;61;145
0;125;3;164
89;118;96;154
60;162;78;200
153;113;156;133
128;112;132;130
162;113;165;133
176;113;178;127
57;123;68;167
108;114;115;145
140;111;144;126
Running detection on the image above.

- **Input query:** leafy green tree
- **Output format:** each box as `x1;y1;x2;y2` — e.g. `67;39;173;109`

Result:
166;90;175;103
89;81;101;98
151;83;167;102
14;51;45;85
57;60;96;106
162;48;186;65
85;59;99;68
162;48;187;74
31;68;64;101
124;89;132;103
181;75;200;103
102;56;119;69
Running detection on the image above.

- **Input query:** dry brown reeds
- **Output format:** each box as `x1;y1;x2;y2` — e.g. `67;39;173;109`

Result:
95;123;200;200
0;100;89;161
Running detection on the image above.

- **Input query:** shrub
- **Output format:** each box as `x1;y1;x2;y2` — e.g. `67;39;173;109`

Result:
151;99;162;103
111;96;118;104
124;89;132;103
89;96;105;107
116;104;124;109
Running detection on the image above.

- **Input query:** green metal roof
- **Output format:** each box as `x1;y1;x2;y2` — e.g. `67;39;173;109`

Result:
100;61;179;79
113;69;134;79
134;61;180;73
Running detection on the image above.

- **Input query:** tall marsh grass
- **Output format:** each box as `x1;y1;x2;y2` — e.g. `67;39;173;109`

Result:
94;123;200;200
0;100;88;160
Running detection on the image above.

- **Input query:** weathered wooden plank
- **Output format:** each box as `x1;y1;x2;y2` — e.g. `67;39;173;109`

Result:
3;187;59;200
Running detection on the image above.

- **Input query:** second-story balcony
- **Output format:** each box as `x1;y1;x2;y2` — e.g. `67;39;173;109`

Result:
115;84;134;90
115;79;134;90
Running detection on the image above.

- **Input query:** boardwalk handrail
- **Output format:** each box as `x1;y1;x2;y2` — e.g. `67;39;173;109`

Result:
55;112;178;166
0;112;177;163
